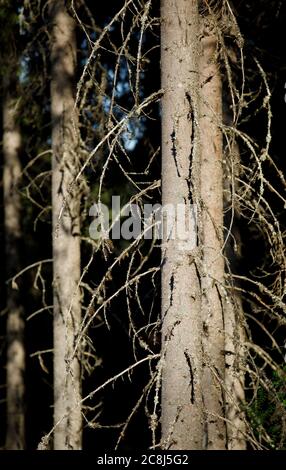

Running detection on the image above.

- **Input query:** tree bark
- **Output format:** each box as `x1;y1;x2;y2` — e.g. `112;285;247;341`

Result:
49;0;82;449
161;0;230;450
3;76;25;450
199;29;226;449
161;0;204;449
224;291;246;449
223;139;246;449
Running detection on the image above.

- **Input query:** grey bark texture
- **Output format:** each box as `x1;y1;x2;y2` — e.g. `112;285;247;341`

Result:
161;0;203;450
3;75;25;450
224;291;246;449
49;0;82;449
223;140;246;449
161;0;241;450
199;30;226;449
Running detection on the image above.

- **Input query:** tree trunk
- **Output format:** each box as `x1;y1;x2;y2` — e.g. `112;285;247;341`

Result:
224;292;246;449
199;28;226;449
161;0;204;449
223;139;246;449
3;76;25;450
161;0;229;450
49;0;82;449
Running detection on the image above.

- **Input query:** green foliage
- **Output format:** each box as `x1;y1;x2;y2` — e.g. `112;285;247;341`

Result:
248;367;286;449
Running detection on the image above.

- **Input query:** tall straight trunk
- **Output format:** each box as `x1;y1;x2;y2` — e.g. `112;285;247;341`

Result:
3;76;25;450
161;0;203;449
161;1;229;449
49;0;82;449
224;140;246;449
224;292;246;448
199;30;226;448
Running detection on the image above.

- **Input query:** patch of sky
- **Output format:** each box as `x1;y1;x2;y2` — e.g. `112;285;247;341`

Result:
19;54;30;84
121;117;145;151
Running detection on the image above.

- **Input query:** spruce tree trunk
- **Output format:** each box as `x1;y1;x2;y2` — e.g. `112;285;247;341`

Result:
223;140;246;449
199;30;226;449
161;0;203;449
3;76;25;450
161;0;230;449
49;0;82;449
224;293;246;449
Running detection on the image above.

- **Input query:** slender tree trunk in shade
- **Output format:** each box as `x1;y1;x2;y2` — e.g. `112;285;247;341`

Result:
161;0;204;449
49;0;82;449
3;78;25;450
223;141;246;449
224;293;246;449
199;31;226;449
